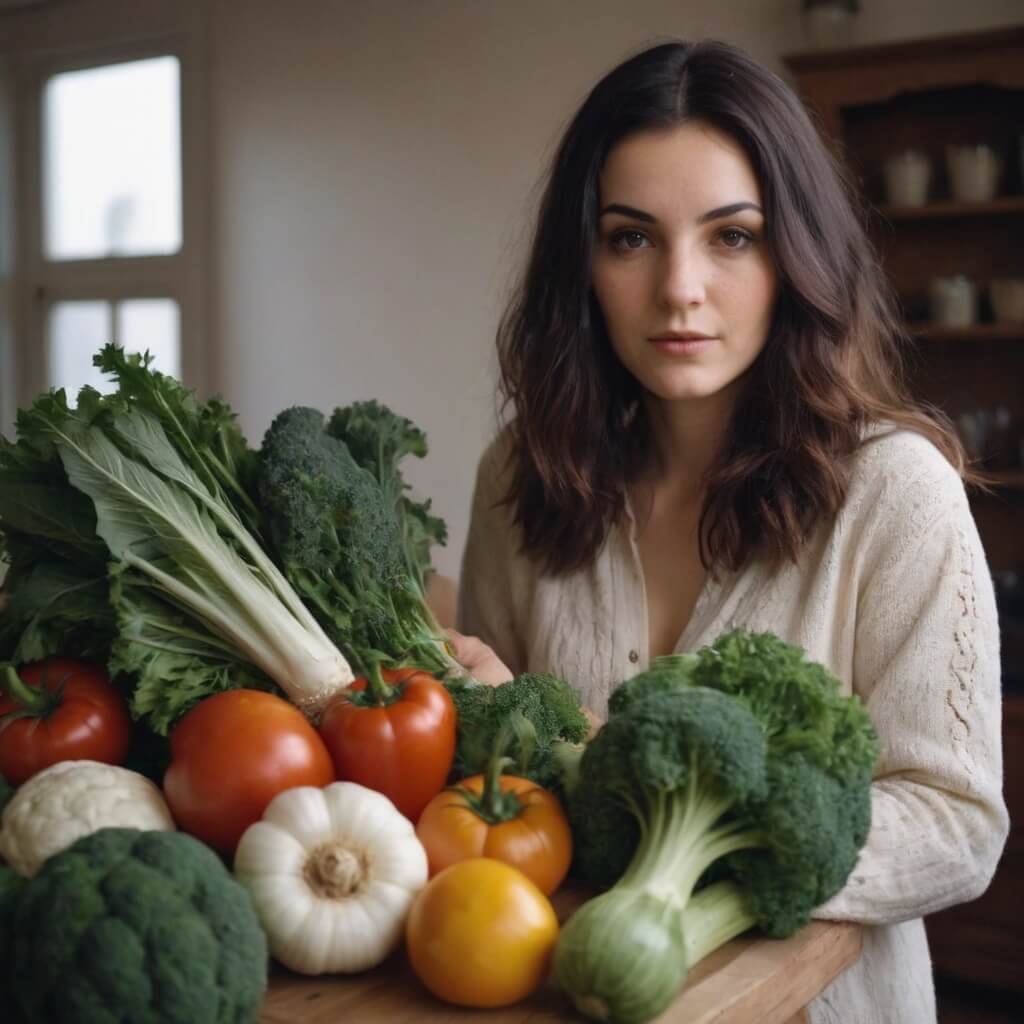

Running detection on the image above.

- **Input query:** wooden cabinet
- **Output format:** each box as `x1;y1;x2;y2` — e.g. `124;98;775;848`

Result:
784;26;1024;993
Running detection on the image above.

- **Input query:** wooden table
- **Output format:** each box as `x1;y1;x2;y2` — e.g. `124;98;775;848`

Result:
261;887;861;1024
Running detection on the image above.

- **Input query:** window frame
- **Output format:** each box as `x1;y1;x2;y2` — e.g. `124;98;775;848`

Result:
7;29;209;419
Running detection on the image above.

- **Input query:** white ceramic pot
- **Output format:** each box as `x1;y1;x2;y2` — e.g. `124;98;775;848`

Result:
945;145;1003;203
929;275;978;327
883;151;931;207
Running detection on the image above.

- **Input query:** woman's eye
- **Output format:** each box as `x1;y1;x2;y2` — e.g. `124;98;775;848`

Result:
610;229;650;250
718;227;754;249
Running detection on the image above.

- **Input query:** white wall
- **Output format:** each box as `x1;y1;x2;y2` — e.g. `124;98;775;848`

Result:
208;0;1023;579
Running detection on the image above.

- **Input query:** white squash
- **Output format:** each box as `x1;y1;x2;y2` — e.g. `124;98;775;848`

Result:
233;781;428;975
0;759;176;877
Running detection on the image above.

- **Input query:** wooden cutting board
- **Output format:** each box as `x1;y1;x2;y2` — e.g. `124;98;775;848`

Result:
260;885;861;1024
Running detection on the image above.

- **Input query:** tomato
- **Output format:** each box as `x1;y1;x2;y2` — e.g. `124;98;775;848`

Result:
416;773;572;895
317;667;455;822
163;689;334;856
406;857;559;1008
0;657;132;785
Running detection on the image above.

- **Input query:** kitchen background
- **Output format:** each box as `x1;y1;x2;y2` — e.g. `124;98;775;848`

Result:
0;1;1021;1020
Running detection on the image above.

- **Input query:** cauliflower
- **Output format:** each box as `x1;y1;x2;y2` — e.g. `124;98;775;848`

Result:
0;759;176;876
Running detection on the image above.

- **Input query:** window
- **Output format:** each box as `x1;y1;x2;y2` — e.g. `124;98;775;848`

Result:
4;27;208;424
43;56;182;261
48;297;181;401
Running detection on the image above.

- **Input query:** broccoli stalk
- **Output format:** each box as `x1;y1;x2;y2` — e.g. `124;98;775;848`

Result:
680;880;758;968
554;631;879;1024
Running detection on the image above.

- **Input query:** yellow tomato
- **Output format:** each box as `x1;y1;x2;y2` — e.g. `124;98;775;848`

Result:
405;857;560;1008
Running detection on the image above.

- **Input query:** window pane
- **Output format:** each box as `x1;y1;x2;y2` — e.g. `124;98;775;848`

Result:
48;301;111;398
43;56;181;260
117;299;181;380
48;298;181;400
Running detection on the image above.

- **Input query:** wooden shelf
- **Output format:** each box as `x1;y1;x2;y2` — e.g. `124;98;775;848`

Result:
787;26;1024;993
877;196;1024;221
909;323;1024;342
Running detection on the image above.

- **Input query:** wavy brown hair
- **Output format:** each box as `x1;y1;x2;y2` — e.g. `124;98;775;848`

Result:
497;39;972;576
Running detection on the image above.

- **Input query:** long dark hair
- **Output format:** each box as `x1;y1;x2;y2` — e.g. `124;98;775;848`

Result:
497;38;970;576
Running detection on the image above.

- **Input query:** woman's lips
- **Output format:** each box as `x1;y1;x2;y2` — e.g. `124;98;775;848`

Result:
648;336;716;355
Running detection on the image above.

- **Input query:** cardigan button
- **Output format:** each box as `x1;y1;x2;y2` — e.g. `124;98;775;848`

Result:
628;649;640;664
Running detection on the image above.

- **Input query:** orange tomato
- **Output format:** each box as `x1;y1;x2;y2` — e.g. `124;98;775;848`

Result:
416;774;572;895
406;857;559;1008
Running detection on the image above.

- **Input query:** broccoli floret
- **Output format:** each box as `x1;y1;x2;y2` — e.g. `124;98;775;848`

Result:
569;687;768;888
259;406;457;679
6;827;267;1024
0;864;29;1022
327;401;447;598
611;630;879;785
554;636;879;1024
260;406;404;588
448;672;591;793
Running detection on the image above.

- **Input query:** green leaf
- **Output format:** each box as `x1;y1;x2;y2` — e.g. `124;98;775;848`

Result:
94;344;264;537
0;561;114;663
109;571;277;734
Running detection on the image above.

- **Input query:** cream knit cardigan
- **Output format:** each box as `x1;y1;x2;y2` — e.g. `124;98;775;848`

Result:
457;428;1009;1024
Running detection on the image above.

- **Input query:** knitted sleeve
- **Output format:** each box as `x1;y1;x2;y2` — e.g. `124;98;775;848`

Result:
455;435;528;675
814;437;1009;924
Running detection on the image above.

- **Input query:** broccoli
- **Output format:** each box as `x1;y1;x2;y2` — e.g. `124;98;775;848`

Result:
447;672;591;793
4;827;267;1024
327;400;447;598
258;406;457;682
553;632;879;1024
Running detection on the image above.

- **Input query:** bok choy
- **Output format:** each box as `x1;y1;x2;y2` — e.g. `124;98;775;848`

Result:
1;348;354;732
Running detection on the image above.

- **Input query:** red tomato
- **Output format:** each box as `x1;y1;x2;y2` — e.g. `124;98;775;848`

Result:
0;657;132;785
317;667;455;822
163;689;334;856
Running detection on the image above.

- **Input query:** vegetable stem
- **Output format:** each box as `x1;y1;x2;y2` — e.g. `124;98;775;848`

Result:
363;660;394;706
0;664;55;716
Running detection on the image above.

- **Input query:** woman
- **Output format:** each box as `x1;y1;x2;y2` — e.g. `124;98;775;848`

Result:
451;39;1007;1024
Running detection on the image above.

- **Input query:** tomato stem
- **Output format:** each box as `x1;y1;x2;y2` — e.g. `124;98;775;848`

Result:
478;749;522;822
0;664;57;717
363;660;394;706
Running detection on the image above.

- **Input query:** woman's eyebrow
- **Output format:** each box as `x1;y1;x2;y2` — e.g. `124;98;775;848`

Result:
598;200;763;223
697;201;763;224
599;203;656;222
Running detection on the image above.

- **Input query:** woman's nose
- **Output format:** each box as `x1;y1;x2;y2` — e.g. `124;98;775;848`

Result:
658;246;707;309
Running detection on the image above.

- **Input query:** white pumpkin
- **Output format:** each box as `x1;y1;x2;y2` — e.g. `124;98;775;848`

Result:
233;781;428;975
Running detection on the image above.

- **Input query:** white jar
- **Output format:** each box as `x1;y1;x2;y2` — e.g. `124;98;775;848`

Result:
883;150;932;207
929;275;978;327
946;145;1003;203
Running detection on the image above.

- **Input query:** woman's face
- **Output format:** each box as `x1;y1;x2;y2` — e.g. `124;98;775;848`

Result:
591;121;778;409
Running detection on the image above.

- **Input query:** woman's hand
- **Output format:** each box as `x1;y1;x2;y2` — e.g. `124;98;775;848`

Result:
445;629;514;686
